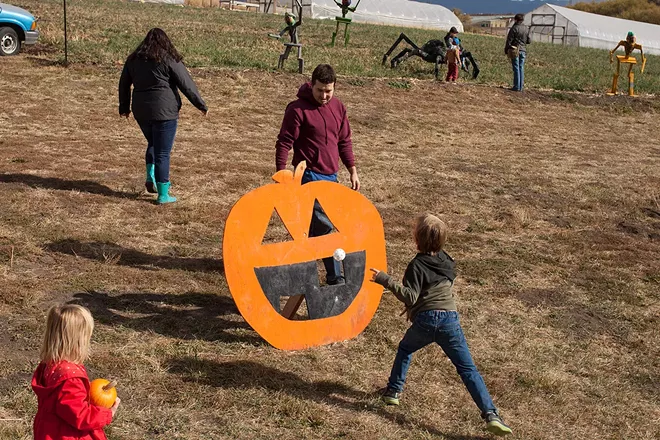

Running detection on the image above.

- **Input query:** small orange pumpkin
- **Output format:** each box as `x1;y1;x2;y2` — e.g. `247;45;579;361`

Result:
89;379;117;409
223;161;387;350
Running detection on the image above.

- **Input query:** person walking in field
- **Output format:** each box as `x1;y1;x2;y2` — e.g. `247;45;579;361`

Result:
275;63;359;286
370;213;512;437
119;27;208;205
505;14;531;92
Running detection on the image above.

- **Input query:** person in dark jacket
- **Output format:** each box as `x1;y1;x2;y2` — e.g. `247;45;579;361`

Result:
119;28;208;204
505;14;531;92
443;26;480;79
370;214;512;437
275;64;359;285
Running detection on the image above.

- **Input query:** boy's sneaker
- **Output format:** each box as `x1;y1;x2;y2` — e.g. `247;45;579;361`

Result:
381;388;401;406
483;411;512;436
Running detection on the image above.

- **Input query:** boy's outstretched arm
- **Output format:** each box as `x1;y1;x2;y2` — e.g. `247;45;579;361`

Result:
370;268;420;306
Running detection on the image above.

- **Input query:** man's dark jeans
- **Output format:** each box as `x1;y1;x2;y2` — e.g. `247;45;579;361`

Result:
301;169;344;284
511;51;527;91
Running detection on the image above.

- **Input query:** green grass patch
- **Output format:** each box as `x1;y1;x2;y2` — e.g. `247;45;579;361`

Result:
387;80;412;89
550;91;577;102
14;0;660;93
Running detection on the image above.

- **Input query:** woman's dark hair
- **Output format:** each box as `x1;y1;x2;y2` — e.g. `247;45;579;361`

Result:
311;64;336;85
444;27;458;42
127;28;183;63
514;13;525;22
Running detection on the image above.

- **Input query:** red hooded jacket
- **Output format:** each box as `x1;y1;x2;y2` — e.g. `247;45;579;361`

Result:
275;82;355;175
31;361;113;440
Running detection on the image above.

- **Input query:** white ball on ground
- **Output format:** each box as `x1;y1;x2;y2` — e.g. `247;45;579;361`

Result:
333;248;346;261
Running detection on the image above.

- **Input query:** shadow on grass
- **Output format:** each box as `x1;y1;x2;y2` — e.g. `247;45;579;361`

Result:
71;290;261;345
46;239;224;274
25;55;66;67
166;357;490;440
0;173;137;199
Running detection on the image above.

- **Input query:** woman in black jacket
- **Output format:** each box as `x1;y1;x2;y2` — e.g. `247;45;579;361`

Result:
119;28;207;204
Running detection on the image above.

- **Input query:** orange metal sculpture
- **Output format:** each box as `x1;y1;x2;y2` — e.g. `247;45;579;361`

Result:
608;31;647;96
223;162;387;350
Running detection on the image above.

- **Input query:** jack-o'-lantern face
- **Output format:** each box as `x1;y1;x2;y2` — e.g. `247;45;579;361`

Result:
223;162;387;350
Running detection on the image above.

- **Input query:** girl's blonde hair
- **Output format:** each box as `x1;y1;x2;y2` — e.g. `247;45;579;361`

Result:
40;304;94;364
414;213;448;254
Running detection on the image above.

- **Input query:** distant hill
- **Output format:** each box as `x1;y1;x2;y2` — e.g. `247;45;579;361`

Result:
570;0;660;25
411;0;607;15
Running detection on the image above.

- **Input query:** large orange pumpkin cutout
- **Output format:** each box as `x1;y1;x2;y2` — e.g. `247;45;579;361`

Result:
223;162;387;350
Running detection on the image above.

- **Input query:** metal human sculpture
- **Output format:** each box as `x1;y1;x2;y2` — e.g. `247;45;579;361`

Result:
608;31;647;96
269;0;304;73
382;34;448;80
331;0;361;47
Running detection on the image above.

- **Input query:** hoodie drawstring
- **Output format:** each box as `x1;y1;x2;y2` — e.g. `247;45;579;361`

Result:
322;104;342;148
316;106;328;146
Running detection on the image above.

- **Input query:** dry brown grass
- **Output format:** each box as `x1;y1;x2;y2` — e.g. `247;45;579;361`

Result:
1;56;659;440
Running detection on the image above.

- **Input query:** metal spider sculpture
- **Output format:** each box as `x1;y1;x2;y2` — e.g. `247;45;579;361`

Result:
382;33;480;80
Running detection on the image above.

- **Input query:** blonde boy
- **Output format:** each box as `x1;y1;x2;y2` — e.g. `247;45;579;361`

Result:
370;214;512;436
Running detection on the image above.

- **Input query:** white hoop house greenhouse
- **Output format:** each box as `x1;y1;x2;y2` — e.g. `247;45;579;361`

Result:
525;4;660;55
307;0;463;31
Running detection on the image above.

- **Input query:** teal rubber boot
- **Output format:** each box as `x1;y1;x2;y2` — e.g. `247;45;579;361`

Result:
156;182;177;205
145;164;156;193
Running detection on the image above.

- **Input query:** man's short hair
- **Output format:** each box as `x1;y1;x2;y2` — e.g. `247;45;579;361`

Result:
515;13;525;22
311;64;336;85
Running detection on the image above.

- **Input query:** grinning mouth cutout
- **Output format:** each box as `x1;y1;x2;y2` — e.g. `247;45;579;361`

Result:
254;251;366;320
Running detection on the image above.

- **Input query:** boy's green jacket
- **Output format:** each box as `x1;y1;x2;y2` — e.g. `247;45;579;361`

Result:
374;251;457;319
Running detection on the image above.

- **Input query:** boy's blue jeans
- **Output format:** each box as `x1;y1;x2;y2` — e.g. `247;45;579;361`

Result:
388;310;497;416
511;51;526;91
138;119;178;183
301;169;343;284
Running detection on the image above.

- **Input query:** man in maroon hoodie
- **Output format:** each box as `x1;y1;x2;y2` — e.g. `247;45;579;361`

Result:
275;64;359;285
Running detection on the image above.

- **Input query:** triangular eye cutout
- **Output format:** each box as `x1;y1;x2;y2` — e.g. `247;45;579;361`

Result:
262;209;294;245
308;199;340;236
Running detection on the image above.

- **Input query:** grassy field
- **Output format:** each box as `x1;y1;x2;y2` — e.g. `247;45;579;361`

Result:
11;0;660;94
1;1;660;439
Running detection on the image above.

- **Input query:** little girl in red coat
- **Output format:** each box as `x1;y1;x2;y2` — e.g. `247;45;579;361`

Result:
31;304;120;440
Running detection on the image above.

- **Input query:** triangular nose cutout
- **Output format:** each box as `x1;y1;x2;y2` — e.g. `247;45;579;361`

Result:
262;208;294;245
308;199;339;236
